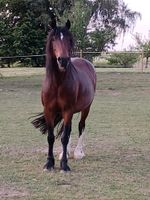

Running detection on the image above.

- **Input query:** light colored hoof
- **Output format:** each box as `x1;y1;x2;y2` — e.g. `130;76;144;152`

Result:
43;168;54;172
60;169;71;173
74;148;85;160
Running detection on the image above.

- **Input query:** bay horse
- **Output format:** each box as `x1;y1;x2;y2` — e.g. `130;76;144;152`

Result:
32;19;96;172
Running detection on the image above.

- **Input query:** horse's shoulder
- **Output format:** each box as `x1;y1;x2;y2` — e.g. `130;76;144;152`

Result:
71;57;88;63
71;57;95;71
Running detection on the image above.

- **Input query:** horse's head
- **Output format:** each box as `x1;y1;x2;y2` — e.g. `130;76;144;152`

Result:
48;19;74;72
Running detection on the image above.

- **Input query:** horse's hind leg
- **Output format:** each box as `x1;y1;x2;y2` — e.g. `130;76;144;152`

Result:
74;106;91;159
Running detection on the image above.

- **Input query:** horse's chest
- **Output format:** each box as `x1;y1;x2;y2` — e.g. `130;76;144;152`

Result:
46;86;76;110
57;86;76;105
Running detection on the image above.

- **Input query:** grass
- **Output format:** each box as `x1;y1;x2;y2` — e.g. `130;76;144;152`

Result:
0;71;150;199
0;68;45;77
1;67;150;78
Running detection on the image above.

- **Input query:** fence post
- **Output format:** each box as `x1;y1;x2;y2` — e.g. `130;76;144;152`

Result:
141;49;144;72
80;49;83;58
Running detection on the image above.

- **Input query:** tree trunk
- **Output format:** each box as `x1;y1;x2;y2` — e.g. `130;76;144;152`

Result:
145;57;149;68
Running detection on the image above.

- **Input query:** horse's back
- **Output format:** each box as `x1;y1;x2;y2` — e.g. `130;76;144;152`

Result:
71;57;95;71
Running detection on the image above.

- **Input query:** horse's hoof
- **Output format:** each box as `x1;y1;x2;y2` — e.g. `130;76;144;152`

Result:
43;165;54;172
60;161;71;172
43;160;55;171
43;167;54;172
60;166;71;173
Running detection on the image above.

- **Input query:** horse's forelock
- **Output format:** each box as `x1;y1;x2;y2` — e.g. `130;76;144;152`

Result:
48;27;73;44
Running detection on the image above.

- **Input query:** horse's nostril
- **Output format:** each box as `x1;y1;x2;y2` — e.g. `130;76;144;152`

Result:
57;57;70;69
58;57;61;62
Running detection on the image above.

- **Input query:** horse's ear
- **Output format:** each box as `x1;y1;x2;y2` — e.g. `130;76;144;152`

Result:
65;20;71;30
50;19;57;29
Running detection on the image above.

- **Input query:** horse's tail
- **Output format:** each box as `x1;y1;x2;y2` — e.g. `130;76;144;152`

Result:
31;112;64;137
31;113;47;134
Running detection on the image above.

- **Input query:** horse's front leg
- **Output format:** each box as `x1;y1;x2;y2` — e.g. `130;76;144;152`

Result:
43;126;55;171
60;120;72;172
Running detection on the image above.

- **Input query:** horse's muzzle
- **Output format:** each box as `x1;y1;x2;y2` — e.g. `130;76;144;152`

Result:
57;57;70;71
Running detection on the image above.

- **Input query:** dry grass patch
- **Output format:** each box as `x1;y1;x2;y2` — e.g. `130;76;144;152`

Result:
0;67;45;77
0;185;29;198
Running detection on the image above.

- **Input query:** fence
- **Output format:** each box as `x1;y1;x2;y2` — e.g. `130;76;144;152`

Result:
0;50;149;71
0;51;99;67
0;54;45;68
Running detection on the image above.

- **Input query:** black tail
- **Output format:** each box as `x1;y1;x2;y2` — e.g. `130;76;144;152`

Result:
31;112;63;136
31;113;47;134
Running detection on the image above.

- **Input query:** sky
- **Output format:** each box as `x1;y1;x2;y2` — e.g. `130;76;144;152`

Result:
114;0;150;50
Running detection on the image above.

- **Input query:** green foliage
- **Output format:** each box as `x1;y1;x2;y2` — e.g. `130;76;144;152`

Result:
88;29;116;52
107;52;139;68
143;42;150;58
0;0;50;67
0;0;141;67
134;32;150;68
67;1;91;50
63;0;141;52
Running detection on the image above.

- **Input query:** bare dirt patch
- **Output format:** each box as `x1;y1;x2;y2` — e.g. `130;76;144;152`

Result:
0;185;29;198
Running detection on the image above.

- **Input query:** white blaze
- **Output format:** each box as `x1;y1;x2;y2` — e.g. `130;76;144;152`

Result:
60;32;64;40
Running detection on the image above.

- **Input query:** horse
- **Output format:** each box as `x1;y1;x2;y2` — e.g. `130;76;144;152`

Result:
32;19;96;172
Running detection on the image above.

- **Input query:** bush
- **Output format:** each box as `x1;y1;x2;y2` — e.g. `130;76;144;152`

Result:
107;52;139;68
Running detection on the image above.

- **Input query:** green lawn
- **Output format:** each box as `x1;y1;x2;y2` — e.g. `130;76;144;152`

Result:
0;71;150;200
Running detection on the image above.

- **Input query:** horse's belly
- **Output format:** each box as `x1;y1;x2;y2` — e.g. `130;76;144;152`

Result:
74;86;95;112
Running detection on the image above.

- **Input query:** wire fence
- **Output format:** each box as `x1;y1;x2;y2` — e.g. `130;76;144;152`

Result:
0;50;149;71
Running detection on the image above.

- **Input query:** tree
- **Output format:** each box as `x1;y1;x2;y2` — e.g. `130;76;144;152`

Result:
0;1;16;66
63;1;91;51
77;0;140;51
0;0;52;66
107;52;139;68
88;29;116;52
62;0;141;51
0;0;141;67
134;32;150;68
